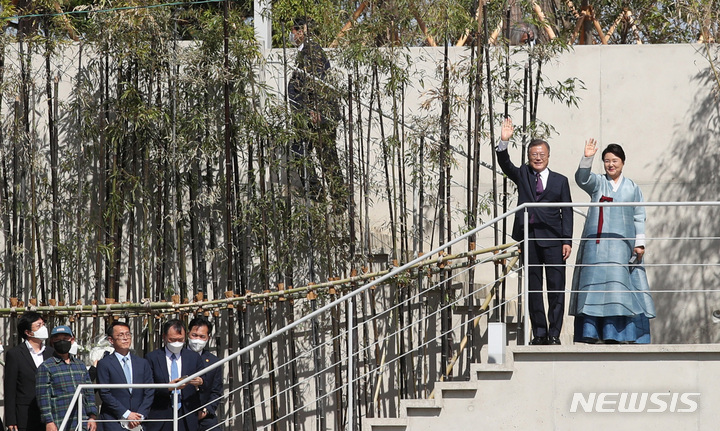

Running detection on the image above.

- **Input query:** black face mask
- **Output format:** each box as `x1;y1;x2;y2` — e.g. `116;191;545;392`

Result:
54;340;72;355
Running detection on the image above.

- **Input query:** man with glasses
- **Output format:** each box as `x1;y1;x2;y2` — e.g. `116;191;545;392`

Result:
96;321;154;430
497;117;574;345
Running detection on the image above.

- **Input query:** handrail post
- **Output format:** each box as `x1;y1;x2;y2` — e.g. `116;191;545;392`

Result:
173;388;179;431
347;296;355;431
78;393;83;431
523;208;530;345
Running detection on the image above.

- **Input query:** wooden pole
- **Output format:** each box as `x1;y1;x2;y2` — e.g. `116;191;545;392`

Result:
329;1;368;48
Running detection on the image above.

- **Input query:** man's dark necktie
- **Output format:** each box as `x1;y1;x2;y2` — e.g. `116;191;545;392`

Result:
530;172;543;224
535;172;544;197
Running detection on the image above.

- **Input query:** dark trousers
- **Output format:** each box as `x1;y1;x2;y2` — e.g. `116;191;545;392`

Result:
291;123;346;203
526;239;566;338
199;416;221;431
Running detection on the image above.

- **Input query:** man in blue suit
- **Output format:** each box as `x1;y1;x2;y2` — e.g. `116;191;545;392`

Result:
497;117;573;345
96;321;154;430
187;317;224;431
145;319;204;431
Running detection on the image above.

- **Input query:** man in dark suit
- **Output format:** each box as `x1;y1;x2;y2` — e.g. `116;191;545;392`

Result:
288;16;346;208
96;321;154;430
145;319;204;431
4;311;54;431
187;317;224;431
497;117;573;345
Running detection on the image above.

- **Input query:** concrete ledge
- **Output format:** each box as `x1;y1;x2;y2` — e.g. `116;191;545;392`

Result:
510;343;720;362
434;381;478;400
400;399;442;418
363;417;408;431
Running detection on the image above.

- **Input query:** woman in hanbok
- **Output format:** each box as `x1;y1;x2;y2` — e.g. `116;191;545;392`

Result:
569;140;655;343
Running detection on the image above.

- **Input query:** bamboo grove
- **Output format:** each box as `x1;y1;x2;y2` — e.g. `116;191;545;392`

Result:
0;0;580;324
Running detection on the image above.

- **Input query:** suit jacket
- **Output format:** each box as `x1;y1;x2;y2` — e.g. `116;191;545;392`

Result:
287;40;338;127
197;350;223;431
144;347;203;431
3;342;54;430
497;148;573;247
96;352;154;431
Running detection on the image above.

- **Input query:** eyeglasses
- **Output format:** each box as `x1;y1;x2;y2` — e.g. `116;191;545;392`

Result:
292;26;302;31
112;332;132;339
529;152;547;159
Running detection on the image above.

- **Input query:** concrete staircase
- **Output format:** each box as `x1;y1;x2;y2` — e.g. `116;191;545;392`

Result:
363;344;720;431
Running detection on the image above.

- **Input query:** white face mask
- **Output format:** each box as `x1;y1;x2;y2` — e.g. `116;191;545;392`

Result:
167;341;184;355
289;31;298;46
187;338;207;353
31;326;49;340
69;341;79;355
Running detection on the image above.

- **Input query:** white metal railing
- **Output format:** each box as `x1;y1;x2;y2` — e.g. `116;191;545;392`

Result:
59;200;720;431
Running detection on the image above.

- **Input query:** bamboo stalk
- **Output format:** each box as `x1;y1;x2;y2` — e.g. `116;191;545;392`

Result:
47;29;61;303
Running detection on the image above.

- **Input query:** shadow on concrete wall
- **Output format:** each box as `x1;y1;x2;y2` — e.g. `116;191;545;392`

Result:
648;47;720;344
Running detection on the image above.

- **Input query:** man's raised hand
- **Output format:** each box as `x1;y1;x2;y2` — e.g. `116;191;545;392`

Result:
500;117;513;141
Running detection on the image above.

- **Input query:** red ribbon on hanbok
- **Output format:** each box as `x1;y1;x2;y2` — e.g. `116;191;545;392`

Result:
596;196;613;244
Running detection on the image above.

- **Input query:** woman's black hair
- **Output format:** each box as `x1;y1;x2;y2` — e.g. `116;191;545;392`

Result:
602;143;626;163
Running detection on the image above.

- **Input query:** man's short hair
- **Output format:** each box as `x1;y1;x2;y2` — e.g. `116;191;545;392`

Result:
528;139;550;154
292;17;307;29
162;319;186;336
106;320;131;337
188;316;213;334
18;311;44;340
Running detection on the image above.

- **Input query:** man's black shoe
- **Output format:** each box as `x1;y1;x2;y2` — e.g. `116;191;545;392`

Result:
530;336;548;345
547;336;561;345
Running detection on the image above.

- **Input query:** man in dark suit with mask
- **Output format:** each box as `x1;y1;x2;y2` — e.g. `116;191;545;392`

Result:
145;319;204;431
4;311;54;431
497;117;573;345
187;317;223;431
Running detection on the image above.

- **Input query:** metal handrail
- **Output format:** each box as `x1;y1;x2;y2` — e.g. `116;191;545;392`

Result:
59;200;720;431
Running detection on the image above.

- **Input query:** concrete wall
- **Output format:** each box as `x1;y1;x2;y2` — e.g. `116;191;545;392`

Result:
268;43;720;344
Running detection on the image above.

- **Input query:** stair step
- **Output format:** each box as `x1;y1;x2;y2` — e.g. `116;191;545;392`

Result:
401;399;441;417
364;417;407;431
434;381;478;399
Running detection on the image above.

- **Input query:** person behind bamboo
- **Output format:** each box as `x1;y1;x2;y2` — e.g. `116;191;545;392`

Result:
569;139;656;343
287;16;346;209
96;321;154;430
4;311;54;431
36;325;98;431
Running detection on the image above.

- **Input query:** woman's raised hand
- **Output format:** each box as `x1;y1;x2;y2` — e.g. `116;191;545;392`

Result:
584;138;598;157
